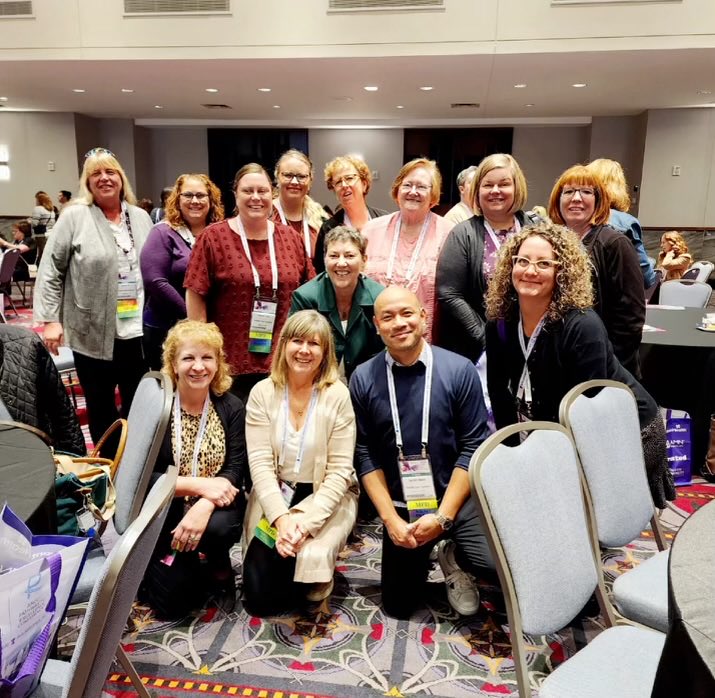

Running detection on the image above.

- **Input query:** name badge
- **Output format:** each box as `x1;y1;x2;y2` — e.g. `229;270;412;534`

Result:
117;274;140;318
255;479;295;548
398;454;438;522
248;298;277;354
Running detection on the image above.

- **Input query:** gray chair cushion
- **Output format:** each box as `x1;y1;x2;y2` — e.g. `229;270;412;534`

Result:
480;429;597;636
567;388;653;547
540;625;665;698
612;549;670;633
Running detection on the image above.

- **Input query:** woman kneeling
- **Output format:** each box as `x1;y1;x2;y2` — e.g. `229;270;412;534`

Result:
243;310;358;615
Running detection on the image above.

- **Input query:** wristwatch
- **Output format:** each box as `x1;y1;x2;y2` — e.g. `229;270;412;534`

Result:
435;511;454;531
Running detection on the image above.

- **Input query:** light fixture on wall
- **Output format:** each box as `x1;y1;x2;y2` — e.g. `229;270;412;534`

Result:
0;145;10;181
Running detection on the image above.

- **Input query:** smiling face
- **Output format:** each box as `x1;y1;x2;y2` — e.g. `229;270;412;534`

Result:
173;341;218;396
325;239;365;294
285;333;325;380
396;166;433;219
235;172;273;224
374;287;427;362
178;176;210;229
478;166;515;221
559;183;596;235
511;235;558;306
277;155;312;206
88;166;123;210
331;165;367;210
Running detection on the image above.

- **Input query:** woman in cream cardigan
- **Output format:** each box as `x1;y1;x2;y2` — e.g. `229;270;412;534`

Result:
243;310;358;615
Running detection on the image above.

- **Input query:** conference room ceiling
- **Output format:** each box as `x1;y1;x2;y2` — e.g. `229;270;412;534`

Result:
2;48;715;125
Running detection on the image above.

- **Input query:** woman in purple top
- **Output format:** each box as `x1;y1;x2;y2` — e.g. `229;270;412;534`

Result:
140;174;224;369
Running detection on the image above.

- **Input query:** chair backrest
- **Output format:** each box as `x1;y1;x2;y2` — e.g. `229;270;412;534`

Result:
680;268;700;281
659;279;712;308
644;275;661;304
690;260;714;283
470;422;607;637
0;249;20;284
62;467;177;698
560;380;655;547
112;371;173;534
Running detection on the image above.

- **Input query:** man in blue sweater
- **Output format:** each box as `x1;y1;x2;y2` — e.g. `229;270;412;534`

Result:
350;286;493;618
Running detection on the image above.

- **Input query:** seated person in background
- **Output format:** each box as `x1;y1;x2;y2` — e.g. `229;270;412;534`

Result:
350;287;494;619
243;310;358;615
0;324;85;455
139;320;247;618
657;231;693;280
0;221;37;281
485;221;675;508
290;226;385;382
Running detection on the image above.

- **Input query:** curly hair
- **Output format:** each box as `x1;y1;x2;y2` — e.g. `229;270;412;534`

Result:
165;173;224;231
485;221;594;323
660;230;689;256
324;154;372;194
587;158;631;212
161;320;233;395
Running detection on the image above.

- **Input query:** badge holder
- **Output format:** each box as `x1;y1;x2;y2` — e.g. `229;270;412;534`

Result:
397;448;438;523
248;295;277;354
254;480;296;548
117;273;140;319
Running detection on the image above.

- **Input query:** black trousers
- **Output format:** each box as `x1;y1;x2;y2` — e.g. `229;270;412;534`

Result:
380;497;495;619
73;337;147;447
142;324;170;372
242;483;312;617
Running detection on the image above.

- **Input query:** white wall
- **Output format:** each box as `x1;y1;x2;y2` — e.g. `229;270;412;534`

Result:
512;125;590;210
0;112;78;215
146;128;209;201
308;129;404;212
639;108;715;227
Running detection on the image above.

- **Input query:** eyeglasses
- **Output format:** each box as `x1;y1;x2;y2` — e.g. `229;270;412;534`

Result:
400;182;431;194
84;147;115;159
179;192;209;201
561;187;595;199
279;172;310;183
332;174;360;189
512;256;560;272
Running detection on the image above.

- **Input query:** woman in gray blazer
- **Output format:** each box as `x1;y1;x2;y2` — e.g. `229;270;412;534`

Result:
35;147;153;449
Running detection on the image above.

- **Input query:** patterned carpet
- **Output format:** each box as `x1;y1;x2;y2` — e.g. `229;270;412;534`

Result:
91;482;714;698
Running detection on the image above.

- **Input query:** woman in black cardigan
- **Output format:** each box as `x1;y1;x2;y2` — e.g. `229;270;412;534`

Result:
485;221;674;508
139;320;247;617
435;153;538;361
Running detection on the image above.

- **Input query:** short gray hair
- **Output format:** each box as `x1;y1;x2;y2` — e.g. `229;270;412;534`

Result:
457;165;478;188
323;225;367;258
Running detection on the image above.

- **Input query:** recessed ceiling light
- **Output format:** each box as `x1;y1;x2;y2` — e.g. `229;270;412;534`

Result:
273;105;281;109
205;88;219;93
698;90;712;95
525;103;535;107
121;88;134;93
514;83;527;89
154;105;164;109
364;86;379;92
257;87;272;93
72;89;86;93
0;97;7;101
571;83;587;88
396;105;405;109
419;86;434;91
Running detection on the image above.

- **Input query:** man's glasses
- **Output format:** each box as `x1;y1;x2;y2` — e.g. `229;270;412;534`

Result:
512;256;560;272
179;192;209;201
332;174;359;189
84;147;115;159
279;172;310;183
399;182;431;194
561;187;595;199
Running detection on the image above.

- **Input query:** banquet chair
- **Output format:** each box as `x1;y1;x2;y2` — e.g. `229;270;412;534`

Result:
559;380;669;633
70;370;173;605
644;269;663;304
0;249;20;321
469;422;665;697
31;467;177;698
679;267;700;281
659;279;712;307
686;260;714;283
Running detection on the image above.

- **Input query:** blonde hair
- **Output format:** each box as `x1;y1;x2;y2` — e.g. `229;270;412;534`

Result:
587;158;631;212
324;155;372;194
161;320;233;395
660;230;689;257
270;310;339;390
165;173;224;230
469;153;528;216
485;221;594;323
390;158;442;208
77;149;136;206
274;149;328;231
548;165;611;228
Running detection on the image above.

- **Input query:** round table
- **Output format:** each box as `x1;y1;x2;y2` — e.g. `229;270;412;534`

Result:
652;499;715;696
640;307;715;471
0;421;57;533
